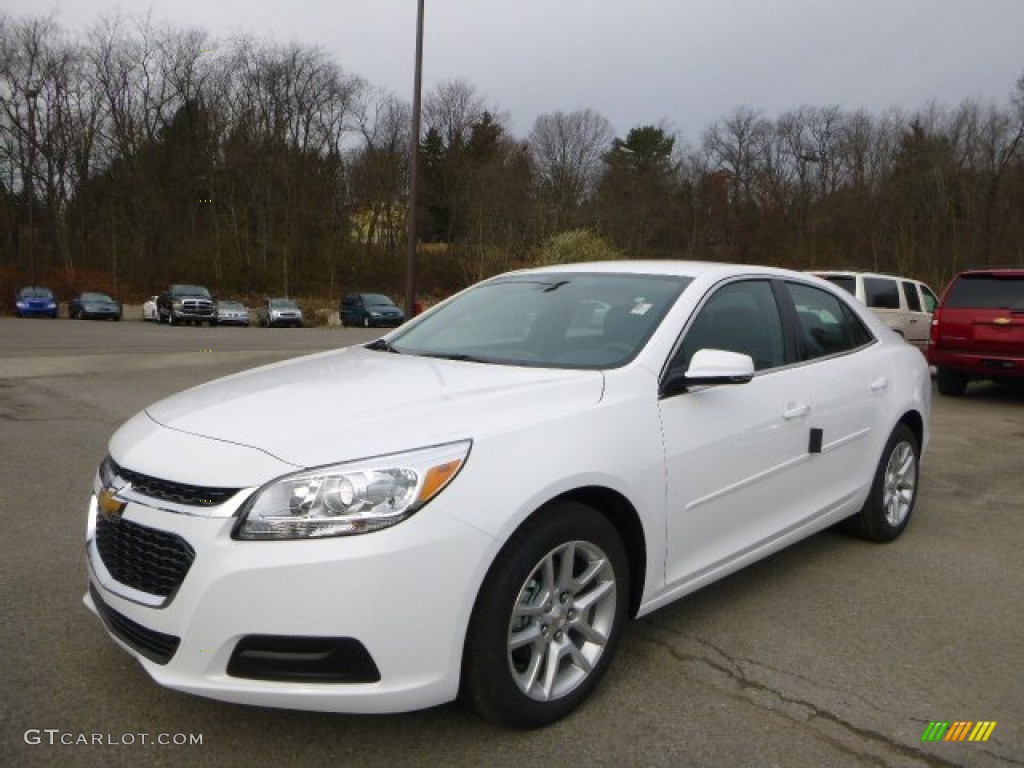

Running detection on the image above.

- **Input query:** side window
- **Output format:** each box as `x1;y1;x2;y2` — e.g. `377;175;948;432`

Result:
788;282;874;360
920;285;938;312
674;280;786;372
863;277;900;309
902;281;922;312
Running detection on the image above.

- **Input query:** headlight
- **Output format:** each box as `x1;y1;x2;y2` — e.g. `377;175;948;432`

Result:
234;440;471;540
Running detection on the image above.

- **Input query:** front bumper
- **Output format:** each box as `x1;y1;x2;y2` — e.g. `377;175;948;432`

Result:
16;304;57;317
84;490;493;713
81;307;121;320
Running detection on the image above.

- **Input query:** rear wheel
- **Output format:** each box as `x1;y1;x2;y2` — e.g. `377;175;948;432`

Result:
936;368;968;397
842;424;919;542
461;500;629;727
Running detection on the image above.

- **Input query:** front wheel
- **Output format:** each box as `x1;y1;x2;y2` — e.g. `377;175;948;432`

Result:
460;500;629;727
842;423;920;542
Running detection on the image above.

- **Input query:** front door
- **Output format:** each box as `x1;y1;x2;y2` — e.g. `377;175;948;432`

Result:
660;278;814;589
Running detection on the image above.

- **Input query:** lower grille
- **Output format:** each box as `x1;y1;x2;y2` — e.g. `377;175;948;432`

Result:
90;584;180;665
95;516;195;598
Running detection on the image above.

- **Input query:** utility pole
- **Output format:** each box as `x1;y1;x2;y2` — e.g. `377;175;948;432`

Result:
25;87;39;286
404;0;424;317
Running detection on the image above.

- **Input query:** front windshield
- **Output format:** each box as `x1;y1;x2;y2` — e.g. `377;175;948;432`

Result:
270;298;297;308
83;293;114;302
173;285;211;298
20;287;53;299
386;272;691;369
219;301;244;309
364;294;396;308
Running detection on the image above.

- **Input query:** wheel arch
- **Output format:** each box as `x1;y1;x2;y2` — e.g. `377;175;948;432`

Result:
897;409;924;451
539;485;647;619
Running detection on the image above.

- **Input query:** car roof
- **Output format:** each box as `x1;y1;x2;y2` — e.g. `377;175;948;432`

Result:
812;270;926;283
953;268;1024;278
510;260;809;281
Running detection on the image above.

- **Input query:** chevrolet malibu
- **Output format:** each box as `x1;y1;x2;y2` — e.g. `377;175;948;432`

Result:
85;261;930;727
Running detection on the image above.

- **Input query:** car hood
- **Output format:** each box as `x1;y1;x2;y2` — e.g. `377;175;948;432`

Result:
140;346;605;471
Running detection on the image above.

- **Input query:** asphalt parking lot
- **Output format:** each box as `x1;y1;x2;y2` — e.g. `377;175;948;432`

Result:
2;317;1021;768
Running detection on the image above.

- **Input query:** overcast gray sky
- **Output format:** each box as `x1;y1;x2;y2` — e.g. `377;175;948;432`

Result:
10;0;1024;141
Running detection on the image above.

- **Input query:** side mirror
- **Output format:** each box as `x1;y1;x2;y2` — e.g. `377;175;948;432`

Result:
661;349;755;397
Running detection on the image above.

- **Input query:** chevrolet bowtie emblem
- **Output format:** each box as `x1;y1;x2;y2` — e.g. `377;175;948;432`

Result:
97;487;126;519
993;317;1011;326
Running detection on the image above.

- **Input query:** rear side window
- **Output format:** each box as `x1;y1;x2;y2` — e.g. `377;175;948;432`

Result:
863;277;900;309
944;275;1024;310
902;281;922;312
787;282;874;360
822;276;856;296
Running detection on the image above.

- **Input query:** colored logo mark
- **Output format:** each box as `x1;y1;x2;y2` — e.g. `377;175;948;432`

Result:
921;721;997;742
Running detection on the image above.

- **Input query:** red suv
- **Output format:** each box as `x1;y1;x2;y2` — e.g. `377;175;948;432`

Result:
927;269;1024;396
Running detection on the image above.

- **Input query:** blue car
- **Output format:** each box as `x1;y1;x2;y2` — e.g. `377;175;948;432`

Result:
15;286;58;318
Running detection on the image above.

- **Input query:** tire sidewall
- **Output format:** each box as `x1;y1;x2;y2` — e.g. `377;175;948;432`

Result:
865;424;920;541
461;501;629;727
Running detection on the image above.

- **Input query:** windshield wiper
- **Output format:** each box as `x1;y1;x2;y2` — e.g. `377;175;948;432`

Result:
419;352;492;364
365;339;401;354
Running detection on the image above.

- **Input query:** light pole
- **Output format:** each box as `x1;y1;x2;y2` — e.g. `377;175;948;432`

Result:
405;0;424;318
25;87;39;286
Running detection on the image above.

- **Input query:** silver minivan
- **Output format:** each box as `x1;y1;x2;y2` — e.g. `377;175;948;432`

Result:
812;271;938;351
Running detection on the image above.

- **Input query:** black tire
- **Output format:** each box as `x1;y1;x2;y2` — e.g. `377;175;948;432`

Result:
167;312;176;326
460;500;629;728
363;315;370;328
842;424;920;542
936;368;968;397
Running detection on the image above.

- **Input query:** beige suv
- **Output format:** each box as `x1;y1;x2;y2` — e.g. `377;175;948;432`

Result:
812;271;938;351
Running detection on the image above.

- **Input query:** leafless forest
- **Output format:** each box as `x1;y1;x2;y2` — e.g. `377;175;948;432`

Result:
2;13;1022;306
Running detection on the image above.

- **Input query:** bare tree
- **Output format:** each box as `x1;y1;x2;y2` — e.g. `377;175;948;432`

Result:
528;108;612;232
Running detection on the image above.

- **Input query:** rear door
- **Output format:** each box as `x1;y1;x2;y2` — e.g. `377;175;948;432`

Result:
784;280;892;512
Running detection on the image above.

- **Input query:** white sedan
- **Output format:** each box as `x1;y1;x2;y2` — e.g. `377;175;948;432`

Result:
142;295;159;322
84;261;930;727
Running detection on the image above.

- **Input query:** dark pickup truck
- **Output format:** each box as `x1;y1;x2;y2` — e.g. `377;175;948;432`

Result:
157;284;216;326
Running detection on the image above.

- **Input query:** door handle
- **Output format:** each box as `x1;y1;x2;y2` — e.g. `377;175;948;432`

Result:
783;402;810;420
871;377;888;392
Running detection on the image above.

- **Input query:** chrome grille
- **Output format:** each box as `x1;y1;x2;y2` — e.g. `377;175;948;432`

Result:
112;460;239;507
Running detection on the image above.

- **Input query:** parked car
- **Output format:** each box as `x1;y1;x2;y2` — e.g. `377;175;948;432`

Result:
157;284;216;326
14;286;58;318
84;262;930;727
142;296;159;322
69;292;122;321
927;268;1024;396
216;300;250;327
259;297;303;327
811;271;938;351
340;292;405;327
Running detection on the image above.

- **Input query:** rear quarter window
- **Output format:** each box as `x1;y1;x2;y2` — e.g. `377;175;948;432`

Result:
863;277;900;309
